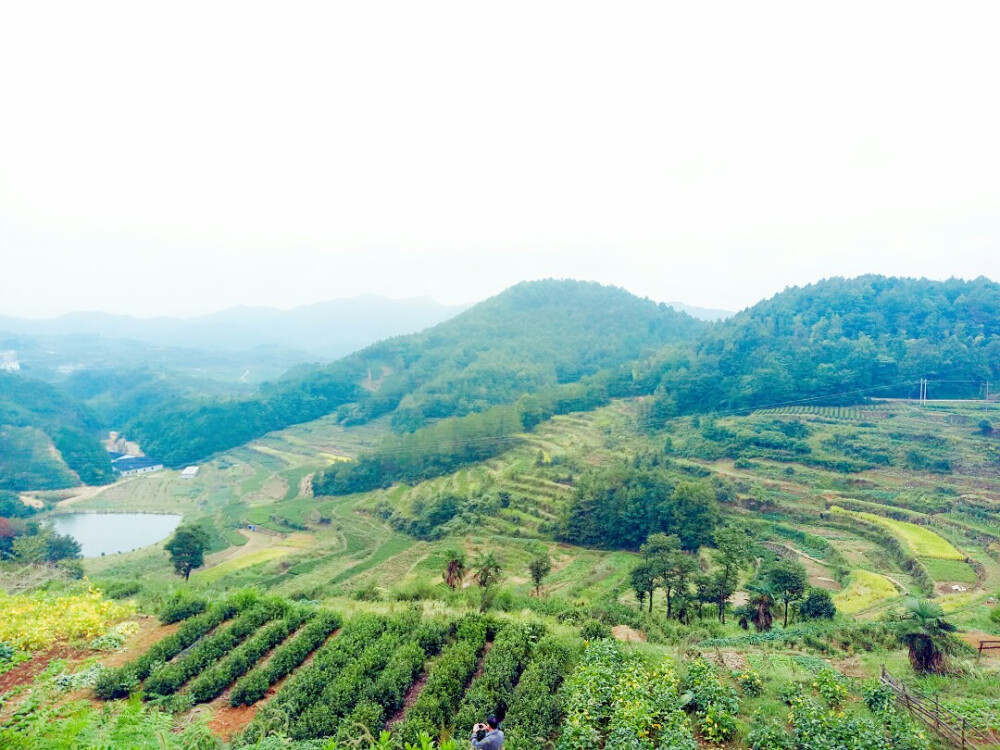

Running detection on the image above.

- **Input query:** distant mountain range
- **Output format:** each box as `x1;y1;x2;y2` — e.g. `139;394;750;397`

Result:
0;295;469;359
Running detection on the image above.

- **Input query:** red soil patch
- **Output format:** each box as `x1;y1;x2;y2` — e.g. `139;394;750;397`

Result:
469;641;493;683
611;625;646;643
100;615;180;669
207;699;260;741
385;669;430;729
958;629;1000;660
0;644;79;695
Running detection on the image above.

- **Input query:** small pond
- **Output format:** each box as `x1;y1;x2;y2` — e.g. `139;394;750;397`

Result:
50;513;182;558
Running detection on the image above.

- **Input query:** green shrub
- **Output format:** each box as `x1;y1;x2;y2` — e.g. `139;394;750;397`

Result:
502;638;576;750
188;610;309;704
455;623;537;730
733;668;763;697
239;614;388;744
747;720;794;749
800;589;837;620
682;657;739;743
395;618;488;745
95;599;240;700
158;593;208;624
102;581;143;600
229;610;341;707
144;601;287;697
812;668;849;708
580;619;612;641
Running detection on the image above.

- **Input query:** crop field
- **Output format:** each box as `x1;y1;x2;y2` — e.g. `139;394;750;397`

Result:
833;509;965;560
832;570;900;614
0;588;136;650
920;557;980;584
756;405;891;421
66;399;1000;626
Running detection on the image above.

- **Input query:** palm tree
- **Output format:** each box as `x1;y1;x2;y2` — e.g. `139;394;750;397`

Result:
442;549;466;590
898;598;957;674
748;583;775;633
472;552;503;588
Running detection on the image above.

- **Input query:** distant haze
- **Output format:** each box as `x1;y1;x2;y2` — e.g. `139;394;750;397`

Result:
2;3;999;317
0;295;467;359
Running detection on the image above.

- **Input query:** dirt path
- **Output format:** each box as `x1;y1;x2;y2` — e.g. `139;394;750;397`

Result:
54;484;114;508
202;529;275;568
18;494;44;509
468;641;493;683
385;669;430;729
298;473;314;499
206;696;260;741
772;542;843;591
100;615;179;669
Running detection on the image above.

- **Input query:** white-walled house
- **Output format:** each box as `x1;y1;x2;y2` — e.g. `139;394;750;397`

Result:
111;456;164;477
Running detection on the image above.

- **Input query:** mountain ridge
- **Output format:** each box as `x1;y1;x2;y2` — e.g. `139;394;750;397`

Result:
0;295;468;359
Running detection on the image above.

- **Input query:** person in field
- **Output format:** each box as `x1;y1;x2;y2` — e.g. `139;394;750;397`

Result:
470;715;504;749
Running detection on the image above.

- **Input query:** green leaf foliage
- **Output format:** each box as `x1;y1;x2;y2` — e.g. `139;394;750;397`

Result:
228;610;342;707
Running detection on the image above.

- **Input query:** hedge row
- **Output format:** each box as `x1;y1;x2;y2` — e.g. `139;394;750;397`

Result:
454;622;541;729
290;629;405;739
238;614;390;744
144;600;288;698
94;600;239;700
188;609;311;704
158;594;209;624
229;610;342;707
332;618;451;743
502;637;577;750
394;615;489;745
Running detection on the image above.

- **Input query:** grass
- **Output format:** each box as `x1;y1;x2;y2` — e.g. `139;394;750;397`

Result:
192;547;296;583
834;508;965;560
832;570;900;614
920;558;979;583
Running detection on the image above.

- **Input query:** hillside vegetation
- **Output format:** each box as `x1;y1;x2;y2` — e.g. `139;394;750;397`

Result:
128;280;705;466
643;274;1000;417
0;372;112;490
2;274;1000;748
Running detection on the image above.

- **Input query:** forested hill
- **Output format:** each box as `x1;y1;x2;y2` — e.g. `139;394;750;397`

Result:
0;372;114;490
129;280;706;466
646;275;1000;417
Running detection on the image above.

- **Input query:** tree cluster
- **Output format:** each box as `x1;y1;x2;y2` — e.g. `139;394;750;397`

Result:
557;464;719;551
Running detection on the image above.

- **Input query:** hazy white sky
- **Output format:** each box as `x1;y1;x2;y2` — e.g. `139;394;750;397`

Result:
2;1;998;318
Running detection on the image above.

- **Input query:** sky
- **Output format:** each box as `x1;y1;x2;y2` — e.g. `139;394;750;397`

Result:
2;2;999;319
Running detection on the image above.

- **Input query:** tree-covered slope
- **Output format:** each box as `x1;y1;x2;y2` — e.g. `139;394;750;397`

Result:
646;275;1000;417
129;280;705;466
0;372;113;490
339;279;705;426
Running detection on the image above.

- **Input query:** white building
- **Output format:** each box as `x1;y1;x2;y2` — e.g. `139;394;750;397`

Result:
180;466;200;480
112;456;164;477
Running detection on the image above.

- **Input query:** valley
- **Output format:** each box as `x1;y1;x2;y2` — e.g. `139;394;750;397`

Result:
1;276;999;749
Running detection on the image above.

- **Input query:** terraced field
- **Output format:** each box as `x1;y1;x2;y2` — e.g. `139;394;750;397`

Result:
832;570;901;615
73;398;1000;629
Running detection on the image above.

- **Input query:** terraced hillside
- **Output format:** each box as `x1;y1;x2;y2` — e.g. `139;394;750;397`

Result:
66;397;1000;629
5;396;1000;748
